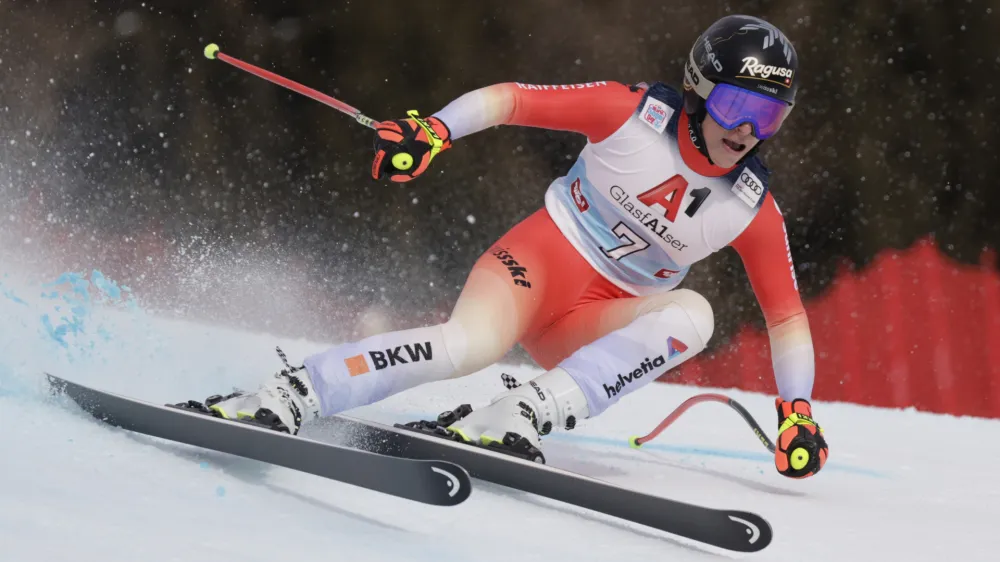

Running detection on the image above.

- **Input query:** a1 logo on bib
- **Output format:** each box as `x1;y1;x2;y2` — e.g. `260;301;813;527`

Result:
640;98;673;134
732;168;765;208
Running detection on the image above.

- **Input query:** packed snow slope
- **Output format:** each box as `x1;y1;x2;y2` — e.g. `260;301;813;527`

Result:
1;271;997;561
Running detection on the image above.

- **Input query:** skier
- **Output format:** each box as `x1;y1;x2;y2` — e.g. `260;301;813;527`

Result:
188;14;829;479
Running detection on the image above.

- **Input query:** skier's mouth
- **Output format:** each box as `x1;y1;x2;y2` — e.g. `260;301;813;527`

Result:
722;138;746;153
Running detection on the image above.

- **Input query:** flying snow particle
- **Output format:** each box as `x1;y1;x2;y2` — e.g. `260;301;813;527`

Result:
114;11;142;37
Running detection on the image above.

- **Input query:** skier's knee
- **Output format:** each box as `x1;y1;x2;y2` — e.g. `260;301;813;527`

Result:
556;290;714;418
665;289;714;345
637;288;714;346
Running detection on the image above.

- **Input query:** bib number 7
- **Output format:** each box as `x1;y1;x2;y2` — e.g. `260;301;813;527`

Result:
601;222;651;260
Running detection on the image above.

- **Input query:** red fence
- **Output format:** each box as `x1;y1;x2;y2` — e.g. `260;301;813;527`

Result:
669;238;1000;419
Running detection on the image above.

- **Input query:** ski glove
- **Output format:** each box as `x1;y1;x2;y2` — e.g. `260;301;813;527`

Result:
774;398;828;478
372;110;452;182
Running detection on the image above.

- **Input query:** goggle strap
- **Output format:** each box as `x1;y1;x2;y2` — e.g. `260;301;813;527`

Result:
685;51;716;100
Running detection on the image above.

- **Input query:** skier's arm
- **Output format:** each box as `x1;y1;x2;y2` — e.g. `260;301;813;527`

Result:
729;194;815;401
373;82;641;182
730;194;828;478
432;82;643;142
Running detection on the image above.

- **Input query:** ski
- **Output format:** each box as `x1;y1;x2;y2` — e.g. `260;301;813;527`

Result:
323;412;773;552
45;374;471;507
46;373;770;550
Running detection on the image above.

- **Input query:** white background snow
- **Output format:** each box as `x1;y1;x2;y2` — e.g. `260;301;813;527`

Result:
1;270;997;561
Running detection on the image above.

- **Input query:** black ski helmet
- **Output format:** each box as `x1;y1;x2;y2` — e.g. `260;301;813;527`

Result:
682;15;799;155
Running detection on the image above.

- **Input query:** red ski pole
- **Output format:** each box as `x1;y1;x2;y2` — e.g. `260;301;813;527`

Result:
628;393;776;453
202;43;381;129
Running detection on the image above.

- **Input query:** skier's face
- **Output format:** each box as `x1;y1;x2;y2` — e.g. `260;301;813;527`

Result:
702;114;761;168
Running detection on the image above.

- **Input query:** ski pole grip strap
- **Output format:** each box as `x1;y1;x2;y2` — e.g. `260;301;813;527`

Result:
406;109;449;159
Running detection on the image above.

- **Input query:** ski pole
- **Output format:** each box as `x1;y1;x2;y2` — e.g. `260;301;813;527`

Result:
202;43;381;130
628;393;776;453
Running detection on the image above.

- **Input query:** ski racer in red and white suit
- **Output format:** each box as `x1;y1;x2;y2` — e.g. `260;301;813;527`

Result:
205;17;829;480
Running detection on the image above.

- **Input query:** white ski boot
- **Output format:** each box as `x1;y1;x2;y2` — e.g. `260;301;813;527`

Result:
435;368;590;463
179;349;321;435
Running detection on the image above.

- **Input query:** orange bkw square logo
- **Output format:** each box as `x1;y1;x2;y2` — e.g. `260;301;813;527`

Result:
345;354;370;376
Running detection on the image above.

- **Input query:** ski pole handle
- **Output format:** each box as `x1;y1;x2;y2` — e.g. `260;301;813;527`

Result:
203;43;381;129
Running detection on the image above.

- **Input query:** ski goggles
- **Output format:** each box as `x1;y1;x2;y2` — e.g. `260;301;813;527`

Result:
704;83;791;140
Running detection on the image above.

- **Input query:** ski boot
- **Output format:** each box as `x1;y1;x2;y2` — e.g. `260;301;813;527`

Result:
172;348;321;435
397;368;589;463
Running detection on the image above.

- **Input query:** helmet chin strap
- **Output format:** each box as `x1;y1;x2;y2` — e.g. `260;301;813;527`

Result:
681;88;713;163
687;105;714;164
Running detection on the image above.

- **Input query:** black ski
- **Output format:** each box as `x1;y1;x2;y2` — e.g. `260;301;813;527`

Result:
47;373;770;550
323;413;773;552
45;374;471;507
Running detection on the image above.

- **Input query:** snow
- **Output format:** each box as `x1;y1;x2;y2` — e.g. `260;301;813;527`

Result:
1;271;998;561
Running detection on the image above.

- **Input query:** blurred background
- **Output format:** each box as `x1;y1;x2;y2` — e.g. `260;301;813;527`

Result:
0;1;997;416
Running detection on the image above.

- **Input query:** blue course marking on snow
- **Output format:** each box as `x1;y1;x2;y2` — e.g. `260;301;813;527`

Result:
34;270;138;352
543;431;887;478
388;411;886;479
90;270;124;300
1;269;148;405
2;287;27;305
41;313;75;348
